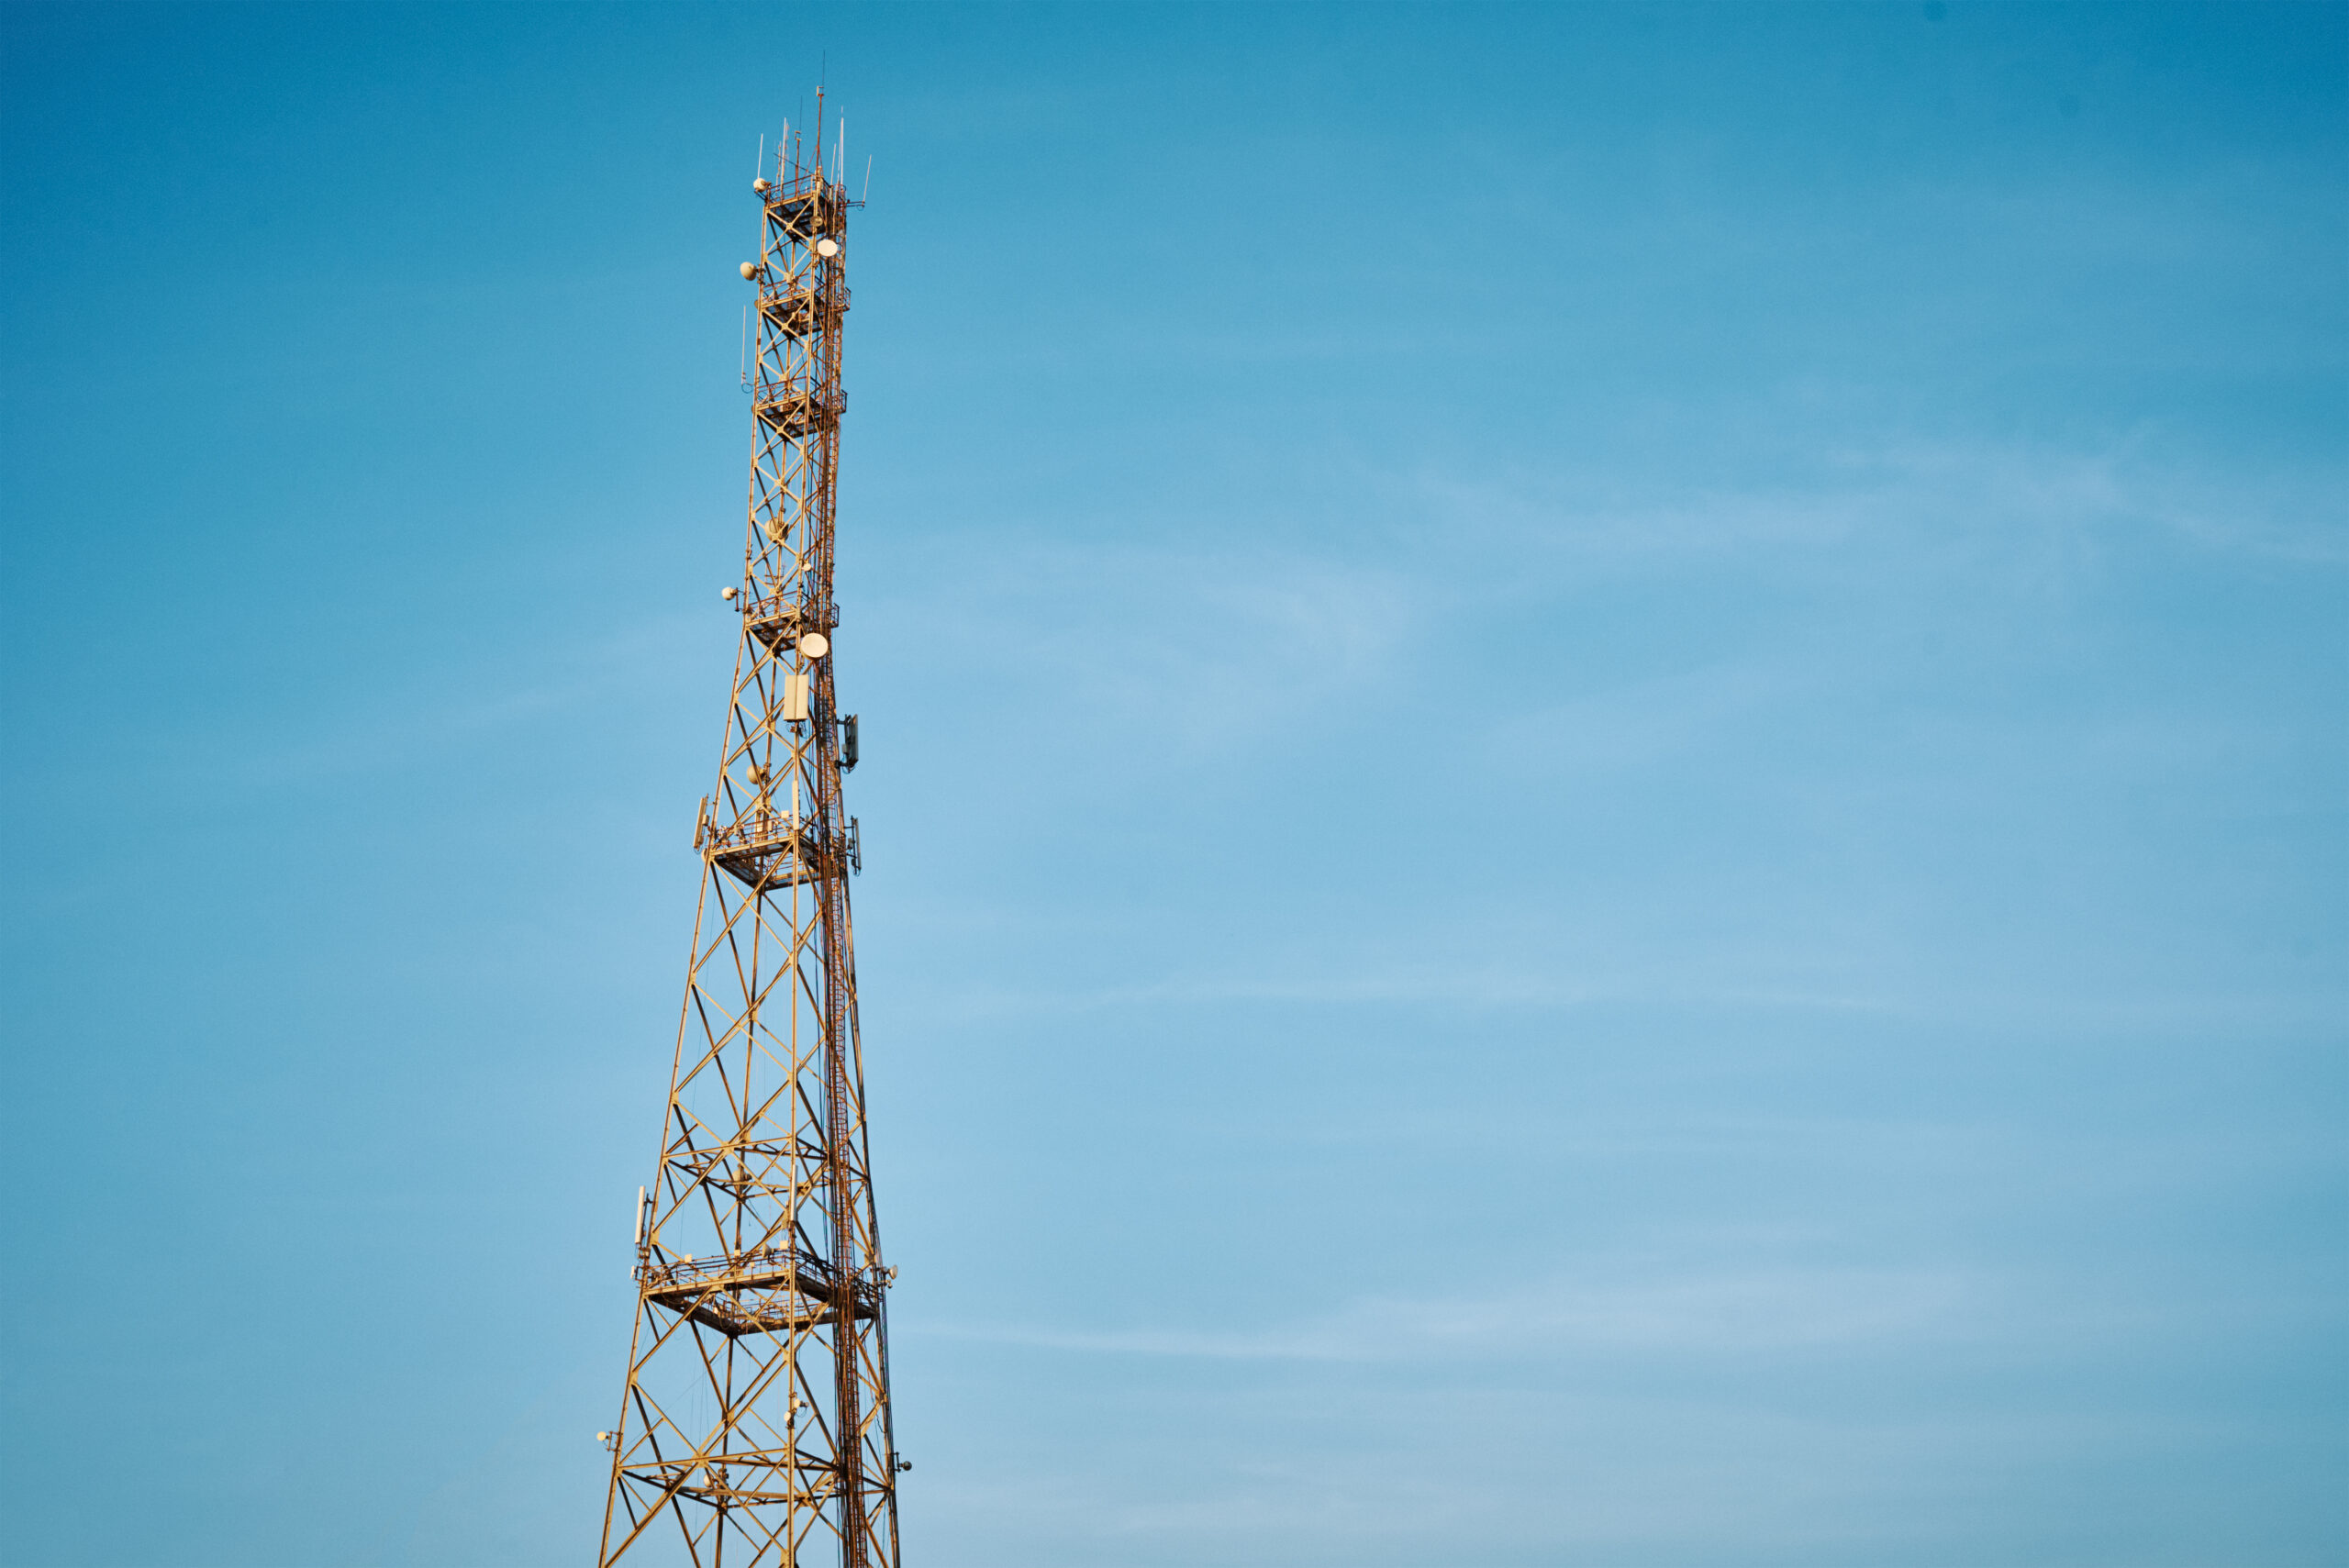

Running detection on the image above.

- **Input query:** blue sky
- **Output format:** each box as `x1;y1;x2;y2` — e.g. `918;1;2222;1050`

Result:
2;4;2343;1564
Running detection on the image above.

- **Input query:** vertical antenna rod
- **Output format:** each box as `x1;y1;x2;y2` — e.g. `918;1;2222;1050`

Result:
596;116;899;1568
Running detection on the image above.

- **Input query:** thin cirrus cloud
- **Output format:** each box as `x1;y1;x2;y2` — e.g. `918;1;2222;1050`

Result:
912;1260;1984;1362
1405;435;2348;576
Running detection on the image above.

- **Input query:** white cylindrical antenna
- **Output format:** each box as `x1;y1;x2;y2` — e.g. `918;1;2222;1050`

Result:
755;134;763;178
632;1185;646;1246
863;154;873;204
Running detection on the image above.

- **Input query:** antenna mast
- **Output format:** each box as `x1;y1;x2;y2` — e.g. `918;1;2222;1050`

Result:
596;116;898;1568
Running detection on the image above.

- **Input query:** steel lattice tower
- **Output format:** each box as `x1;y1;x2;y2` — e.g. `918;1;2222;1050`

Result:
597;106;901;1568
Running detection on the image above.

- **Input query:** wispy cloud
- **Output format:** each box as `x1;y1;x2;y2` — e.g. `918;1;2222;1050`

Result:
1402;432;2349;574
913;1259;1985;1363
863;534;1419;771
893;946;2344;1033
184;611;708;792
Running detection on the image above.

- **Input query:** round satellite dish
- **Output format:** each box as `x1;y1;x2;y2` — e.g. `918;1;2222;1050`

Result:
814;238;840;259
752;178;771;194
799;632;830;659
739;261;759;280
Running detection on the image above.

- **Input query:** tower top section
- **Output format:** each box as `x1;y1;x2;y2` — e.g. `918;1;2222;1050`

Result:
752;92;866;217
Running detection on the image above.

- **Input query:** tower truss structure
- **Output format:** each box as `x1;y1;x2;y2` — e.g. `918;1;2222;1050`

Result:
597;110;900;1568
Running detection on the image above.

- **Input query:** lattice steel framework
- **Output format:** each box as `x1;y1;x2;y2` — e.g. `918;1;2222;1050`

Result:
597;107;900;1568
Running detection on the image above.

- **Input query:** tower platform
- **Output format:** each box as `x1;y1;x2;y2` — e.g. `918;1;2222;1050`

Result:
703;815;837;889
753;379;842;439
641;1246;881;1339
758;284;848;339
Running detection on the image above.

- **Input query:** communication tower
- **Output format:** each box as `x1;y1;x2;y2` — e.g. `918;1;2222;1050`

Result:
596;101;901;1568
